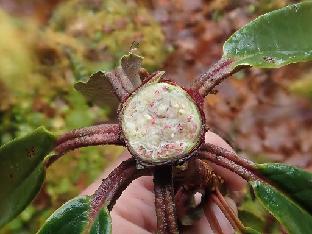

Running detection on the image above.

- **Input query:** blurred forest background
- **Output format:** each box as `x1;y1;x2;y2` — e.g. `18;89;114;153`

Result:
0;0;311;233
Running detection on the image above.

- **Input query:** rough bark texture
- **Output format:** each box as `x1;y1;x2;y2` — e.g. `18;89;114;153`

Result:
174;159;221;190
200;143;255;170
53;124;122;156
198;151;255;181
154;166;179;234
90;158;151;219
192;58;235;96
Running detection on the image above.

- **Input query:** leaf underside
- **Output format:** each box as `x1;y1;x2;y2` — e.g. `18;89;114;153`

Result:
74;52;143;112
74;71;120;111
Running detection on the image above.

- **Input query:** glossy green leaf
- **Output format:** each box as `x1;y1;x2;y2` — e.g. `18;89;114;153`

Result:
37;196;111;234
250;180;312;234
257;163;312;214
224;2;312;68
90;207;112;234
0;127;56;227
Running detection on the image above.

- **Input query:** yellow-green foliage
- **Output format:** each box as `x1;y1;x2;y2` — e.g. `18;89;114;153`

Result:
49;0;168;70
0;10;35;95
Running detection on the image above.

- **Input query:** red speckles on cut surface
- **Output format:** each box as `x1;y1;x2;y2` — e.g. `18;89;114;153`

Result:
121;82;204;165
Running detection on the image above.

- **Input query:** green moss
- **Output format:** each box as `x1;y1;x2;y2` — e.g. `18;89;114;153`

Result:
49;0;168;70
0;10;36;95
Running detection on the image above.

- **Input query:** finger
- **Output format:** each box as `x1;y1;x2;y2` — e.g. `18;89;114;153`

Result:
111;175;156;232
111;212;151;234
205;131;246;191
183;214;213;234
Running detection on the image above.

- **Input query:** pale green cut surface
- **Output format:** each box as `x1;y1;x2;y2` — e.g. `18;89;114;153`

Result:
122;82;202;163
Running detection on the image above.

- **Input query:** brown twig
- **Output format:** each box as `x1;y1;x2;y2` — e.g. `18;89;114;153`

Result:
198;151;256;181
105;68;136;101
56;124;121;145
211;194;238;231
214;188;245;231
90;158;151;219
55;132;121;154
200;143;256;171
204;197;224;234
154;166;179;234
192;58;237;97
46;124;122;167
174;159;222;191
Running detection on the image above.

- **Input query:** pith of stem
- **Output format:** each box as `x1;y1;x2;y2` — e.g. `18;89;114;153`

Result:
154;166;179;234
90;158;151;219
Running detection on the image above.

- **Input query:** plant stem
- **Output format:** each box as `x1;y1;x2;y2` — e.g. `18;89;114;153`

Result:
174;159;221;191
198;151;256;181
46;124;122;167
204;197;224;234
200;143;256;171
90;158;151;219
107;71;132;100
56;124;120;145
54;133;121;155
192;58;236;97
154;166;179;234
211;194;239;232
214;188;245;232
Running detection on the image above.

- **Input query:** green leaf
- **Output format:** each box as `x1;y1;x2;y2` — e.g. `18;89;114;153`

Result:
256;163;312;214
250;180;312;234
0;127;56;227
224;2;312;68
90;207;112;234
238;188;268;233
37;196;111;234
239;212;263;234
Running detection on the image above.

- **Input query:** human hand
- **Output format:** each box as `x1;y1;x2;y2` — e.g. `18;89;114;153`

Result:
82;131;246;234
